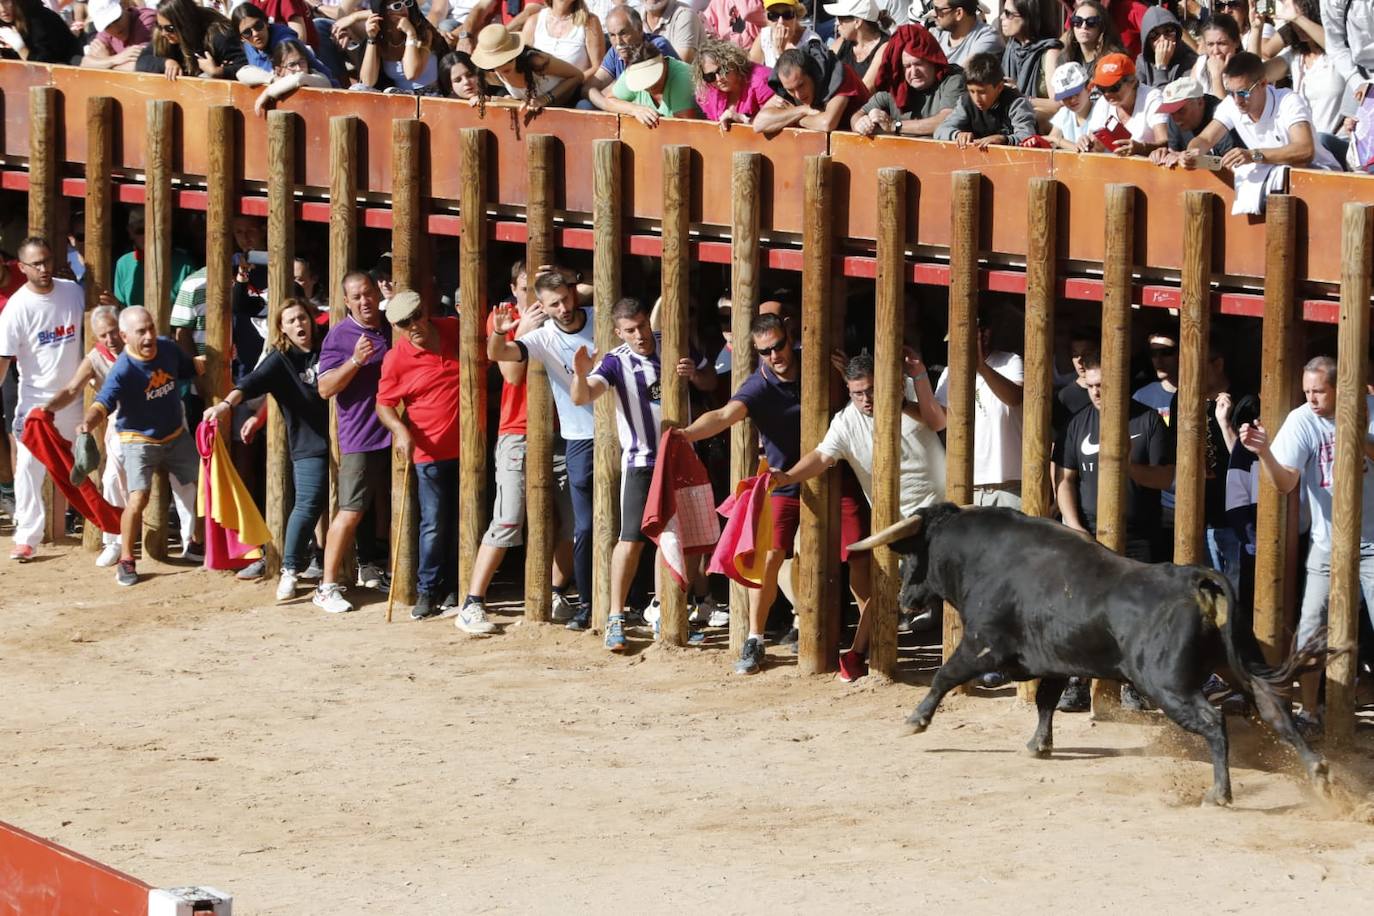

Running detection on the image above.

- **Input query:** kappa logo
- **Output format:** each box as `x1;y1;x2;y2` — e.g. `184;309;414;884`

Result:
144;368;176;400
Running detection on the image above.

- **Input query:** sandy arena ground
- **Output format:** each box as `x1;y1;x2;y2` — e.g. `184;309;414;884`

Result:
4;542;1374;914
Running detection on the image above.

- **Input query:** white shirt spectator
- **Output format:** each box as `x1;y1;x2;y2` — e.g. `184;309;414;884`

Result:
1320;0;1374;86
515;309;598;440
1269;394;1374;549
1086;85;1168;141
0;278;85;415
935;350;1024;486
1212;85;1343;169
1282;47;1358;134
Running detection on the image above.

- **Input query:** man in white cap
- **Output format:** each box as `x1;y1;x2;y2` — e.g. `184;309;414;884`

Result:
1149;75;1239;167
591;50;700;126
82;0;158;71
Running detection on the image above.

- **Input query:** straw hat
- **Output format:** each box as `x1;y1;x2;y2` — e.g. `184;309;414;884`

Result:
622;57;667;93
470;23;524;70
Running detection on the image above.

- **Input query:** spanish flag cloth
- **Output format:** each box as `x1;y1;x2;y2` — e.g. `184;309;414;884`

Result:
641;429;721;591
707;460;776;589
195;419;269;570
19;408;123;535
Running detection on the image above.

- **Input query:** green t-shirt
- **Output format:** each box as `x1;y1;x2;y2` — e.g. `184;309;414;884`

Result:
113;247;196;311
612;57;699;117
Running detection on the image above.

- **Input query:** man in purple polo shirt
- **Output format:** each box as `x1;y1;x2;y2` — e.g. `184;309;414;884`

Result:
682;312;802;675
312;271;392;614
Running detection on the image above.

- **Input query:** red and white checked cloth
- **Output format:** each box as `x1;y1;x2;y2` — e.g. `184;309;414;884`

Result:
641;429;721;590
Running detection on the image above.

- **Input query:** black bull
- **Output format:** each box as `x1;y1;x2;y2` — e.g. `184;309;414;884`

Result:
850;503;1333;806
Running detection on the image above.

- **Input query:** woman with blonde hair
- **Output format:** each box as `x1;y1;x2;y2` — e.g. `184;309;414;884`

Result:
693;36;776;131
749;0;822;67
469;22;584;112
203;298;330;603
522;0;603;82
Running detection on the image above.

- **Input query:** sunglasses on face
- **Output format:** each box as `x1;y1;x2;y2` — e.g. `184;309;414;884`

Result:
158;21;178;33
386;0;413;10
701;67;721;83
766;8;795;20
1215;0;1243;8
1098;78;1126;94
240;19;266;37
1070;14;1100;27
756;340;788;356
931;4;953;15
1228;77;1262;100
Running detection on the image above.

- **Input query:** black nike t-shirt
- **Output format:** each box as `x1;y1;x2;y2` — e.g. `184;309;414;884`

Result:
1061;402;1170;537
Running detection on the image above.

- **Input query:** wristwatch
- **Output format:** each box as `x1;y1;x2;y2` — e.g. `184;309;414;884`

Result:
1250;149;1265;163
892;119;903;135
458;29;470;40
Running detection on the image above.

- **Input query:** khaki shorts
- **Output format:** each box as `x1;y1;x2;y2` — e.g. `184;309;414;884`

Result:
338;447;390;512
482;434;527;548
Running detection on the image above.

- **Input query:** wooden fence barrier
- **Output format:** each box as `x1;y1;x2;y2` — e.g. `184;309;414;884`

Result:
3;62;1372;727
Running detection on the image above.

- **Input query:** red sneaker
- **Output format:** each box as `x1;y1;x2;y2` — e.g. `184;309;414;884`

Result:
838;649;868;683
9;544;34;563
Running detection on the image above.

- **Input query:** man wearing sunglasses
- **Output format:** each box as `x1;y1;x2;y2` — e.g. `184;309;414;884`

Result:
1182;50;1341;170
928;0;1001;68
680;312;803;676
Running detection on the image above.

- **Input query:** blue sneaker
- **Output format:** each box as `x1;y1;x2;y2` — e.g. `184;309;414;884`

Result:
734;637;764;675
565;609;591;631
605;614;626;652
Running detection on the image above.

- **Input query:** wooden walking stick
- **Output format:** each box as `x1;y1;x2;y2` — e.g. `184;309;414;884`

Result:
385;463;412;623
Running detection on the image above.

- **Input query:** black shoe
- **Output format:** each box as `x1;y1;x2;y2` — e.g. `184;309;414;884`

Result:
1120;683;1151;711
410;592;440;621
565;609;591;631
436;593;461;619
734;636;765;675
779;627;799;652
1057;678;1090;713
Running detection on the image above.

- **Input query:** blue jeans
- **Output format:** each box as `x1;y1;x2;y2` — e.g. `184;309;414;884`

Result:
415;459;458;598
564;438;594;613
1205;524;1243;593
285;455;328;573
1297;542;1374;647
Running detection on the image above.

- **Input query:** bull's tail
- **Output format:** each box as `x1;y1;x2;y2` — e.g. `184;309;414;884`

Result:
1205;571;1349;704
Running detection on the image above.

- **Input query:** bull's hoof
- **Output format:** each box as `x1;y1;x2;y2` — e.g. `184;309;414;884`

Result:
1309;759;1333;796
1023;740;1052;759
900;717;929;736
1201;786;1233;808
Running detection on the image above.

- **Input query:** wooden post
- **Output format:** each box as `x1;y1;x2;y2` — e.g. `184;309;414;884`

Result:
869;167;906;680
658;145;692;647
28;86;62;544
389;118;421;606
592;139;623;634
1093;183;1135;716
142;99;175;562
327;115;358;551
729;151;761;655
82;96;114;553
1018;177;1058;703
1325;202;1374;745
1254;196;1299;663
204;106;236;407
798;155;836;675
1174;191;1214;567
458;128;488;597
523;134;556;623
944;171;980;663
263;111;297;578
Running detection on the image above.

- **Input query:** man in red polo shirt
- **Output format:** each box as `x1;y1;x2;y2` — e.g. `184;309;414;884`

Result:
375;290;482;629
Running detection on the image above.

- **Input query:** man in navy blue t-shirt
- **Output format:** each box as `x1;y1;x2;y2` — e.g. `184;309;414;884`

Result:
682;312;802;676
78;306;200;588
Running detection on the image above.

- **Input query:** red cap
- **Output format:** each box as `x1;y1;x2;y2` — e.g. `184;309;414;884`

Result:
1091;53;1136;87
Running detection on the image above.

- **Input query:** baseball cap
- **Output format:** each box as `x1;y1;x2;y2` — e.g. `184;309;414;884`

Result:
90;0;124;32
1091;53;1135;87
622;57;666;93
764;0;799;9
823;0;881;20
386;290;423;325
1157;76;1205;113
1050;61;1089;101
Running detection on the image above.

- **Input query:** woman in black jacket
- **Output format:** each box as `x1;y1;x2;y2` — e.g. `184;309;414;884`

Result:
203;298;330;602
0;0;83;64
136;0;246;80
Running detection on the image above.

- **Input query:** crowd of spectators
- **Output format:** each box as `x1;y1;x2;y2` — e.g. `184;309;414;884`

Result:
2;0;1372;171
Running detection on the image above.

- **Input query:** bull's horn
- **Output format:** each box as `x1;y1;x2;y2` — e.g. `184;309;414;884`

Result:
847;515;924;552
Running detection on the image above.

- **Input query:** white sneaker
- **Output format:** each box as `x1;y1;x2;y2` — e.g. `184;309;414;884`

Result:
95;543;121;568
551;590;576;622
313;583;354;614
642;598;661;626
456;599;497;635
688;598;710;627
276;571;299;602
707;607;730;628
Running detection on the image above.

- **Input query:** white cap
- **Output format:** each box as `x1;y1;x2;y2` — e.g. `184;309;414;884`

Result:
1050;61;1089;101
90;0;125;33
823;0;882;20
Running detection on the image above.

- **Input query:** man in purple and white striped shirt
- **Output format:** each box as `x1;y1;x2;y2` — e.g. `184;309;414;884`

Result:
570;297;714;652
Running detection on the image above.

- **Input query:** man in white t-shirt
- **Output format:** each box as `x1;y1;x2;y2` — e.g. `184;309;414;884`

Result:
1183;50;1342;171
488;267;597;631
773;352;947;682
0;237;86;562
931;310;1024;509
1238;355;1374;732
